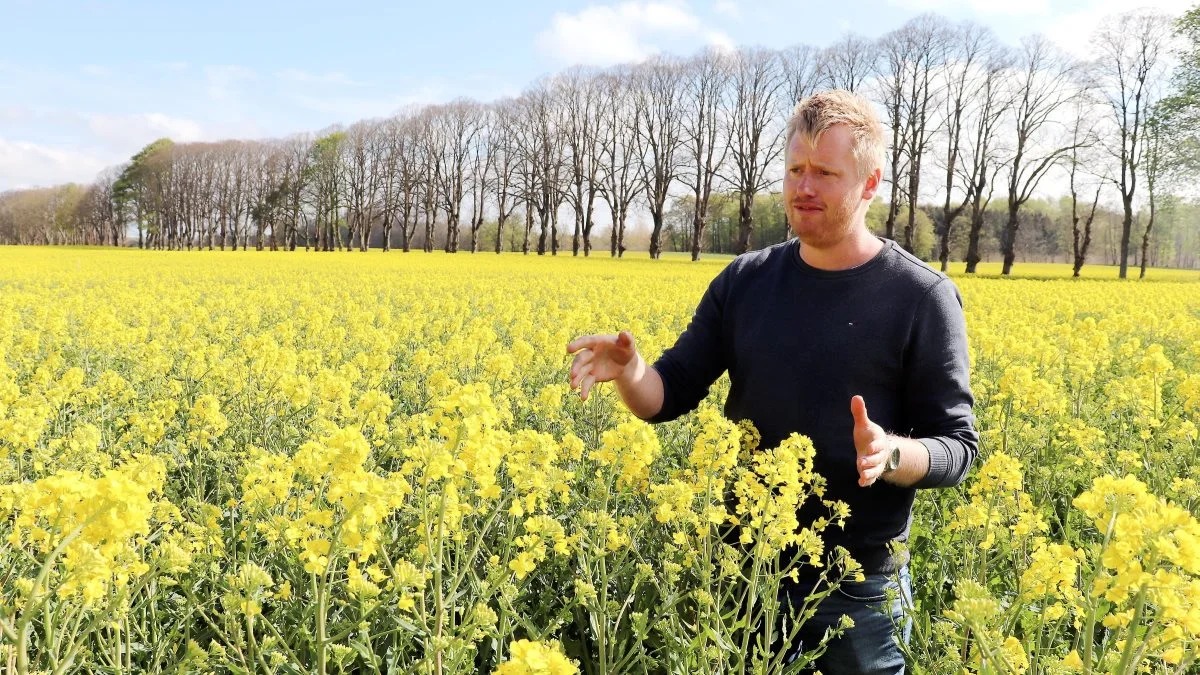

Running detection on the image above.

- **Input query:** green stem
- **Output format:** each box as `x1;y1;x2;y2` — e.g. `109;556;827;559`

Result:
315;573;328;675
1115;586;1148;675
1081;511;1118;670
15;520;91;675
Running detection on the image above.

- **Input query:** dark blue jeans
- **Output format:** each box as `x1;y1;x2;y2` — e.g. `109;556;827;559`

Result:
778;566;912;674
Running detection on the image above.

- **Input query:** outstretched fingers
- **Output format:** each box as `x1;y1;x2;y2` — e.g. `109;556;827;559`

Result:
569;349;594;380
571;361;594;391
567;335;600;354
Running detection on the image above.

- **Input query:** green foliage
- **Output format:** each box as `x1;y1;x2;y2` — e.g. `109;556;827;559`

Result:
1159;4;1200;177
113;138;175;232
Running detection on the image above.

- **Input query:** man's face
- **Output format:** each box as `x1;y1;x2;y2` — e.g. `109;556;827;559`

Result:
783;124;880;248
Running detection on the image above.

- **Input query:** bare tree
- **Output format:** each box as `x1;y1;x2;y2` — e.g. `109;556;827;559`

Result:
343;119;387;251
1001;35;1082;275
725;47;787;254
632;57;688;259
431;99;485;253
933;22;995;270
413;111;440;253
896;15;950;253
821;34;877;92
387;111;424;253
509;94;541;255
467;107;494;253
780;44;821;107
279;133;312;251
232;142;255;251
875;31;913;243
1093;11;1173;278
514;81;570;255
490;99;522;254
557;68;606;256
595;67;643;257
963;49;1013;273
1139;107;1167;278
678;49;731;261
75;168;120;245
1065;92;1105;277
375;118;402;252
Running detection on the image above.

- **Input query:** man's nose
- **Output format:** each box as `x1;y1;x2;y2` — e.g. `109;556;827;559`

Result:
792;172;816;195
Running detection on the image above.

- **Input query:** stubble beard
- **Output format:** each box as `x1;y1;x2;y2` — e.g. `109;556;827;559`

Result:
790;192;864;250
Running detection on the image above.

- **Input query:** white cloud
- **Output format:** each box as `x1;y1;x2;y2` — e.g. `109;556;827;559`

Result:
86;112;204;148
706;29;737;53
276;68;366;87
714;0;740;19
81;64;110;77
0;138;111;190
536;1;735;66
1043;0;1192;58
287;74;523;123
203;65;255;101
289;87;446;123
886;0;1051;15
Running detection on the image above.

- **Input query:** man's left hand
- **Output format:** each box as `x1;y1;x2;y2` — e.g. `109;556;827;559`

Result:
851;395;891;487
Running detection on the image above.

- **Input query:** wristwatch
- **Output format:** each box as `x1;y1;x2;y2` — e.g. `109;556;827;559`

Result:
881;437;901;474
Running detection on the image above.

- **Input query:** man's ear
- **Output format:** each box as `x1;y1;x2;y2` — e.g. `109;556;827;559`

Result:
861;167;883;201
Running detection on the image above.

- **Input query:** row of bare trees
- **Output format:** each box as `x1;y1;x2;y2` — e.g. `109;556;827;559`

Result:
1;10;1192;275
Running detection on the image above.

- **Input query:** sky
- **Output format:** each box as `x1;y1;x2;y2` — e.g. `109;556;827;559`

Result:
1;0;1194;192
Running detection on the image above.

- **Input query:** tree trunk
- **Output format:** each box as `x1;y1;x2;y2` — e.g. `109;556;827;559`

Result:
648;206;664;260
736;193;755;254
524;206;533;255
572;203;582;256
1071;185;1099;278
1119;195;1134;279
937;214;952;272
1000;205;1019;275
965;212;983;274
903;202;916;254
537;202;549;256
1139;195;1155;279
551;208;560;255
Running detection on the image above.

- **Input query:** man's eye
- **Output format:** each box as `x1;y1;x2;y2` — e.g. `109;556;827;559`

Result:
820;170;834;176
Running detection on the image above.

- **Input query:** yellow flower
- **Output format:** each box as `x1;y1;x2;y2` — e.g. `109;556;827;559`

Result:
493;639;578;675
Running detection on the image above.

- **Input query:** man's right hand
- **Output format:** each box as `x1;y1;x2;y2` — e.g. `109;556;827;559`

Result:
566;331;639;401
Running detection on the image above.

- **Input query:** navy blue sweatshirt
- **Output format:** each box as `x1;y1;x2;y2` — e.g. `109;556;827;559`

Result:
648;237;978;575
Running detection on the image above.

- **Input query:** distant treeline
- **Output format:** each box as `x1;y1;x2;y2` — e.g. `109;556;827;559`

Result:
3;7;1200;278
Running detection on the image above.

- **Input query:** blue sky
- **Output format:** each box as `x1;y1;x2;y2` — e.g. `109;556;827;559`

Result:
0;0;1191;191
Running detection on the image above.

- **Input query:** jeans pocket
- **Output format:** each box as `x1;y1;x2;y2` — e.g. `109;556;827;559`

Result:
834;574;897;603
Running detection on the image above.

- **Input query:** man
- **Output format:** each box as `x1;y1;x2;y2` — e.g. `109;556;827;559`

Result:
566;90;977;674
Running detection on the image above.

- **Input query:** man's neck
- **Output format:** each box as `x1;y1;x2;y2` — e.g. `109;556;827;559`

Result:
798;226;884;271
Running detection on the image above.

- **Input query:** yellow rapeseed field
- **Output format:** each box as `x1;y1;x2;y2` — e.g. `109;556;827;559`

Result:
0;247;1197;674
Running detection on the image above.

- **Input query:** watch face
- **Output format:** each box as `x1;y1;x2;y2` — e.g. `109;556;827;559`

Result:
885;444;901;472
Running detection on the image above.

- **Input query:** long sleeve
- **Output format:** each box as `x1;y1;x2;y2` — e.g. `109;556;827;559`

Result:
902;277;979;489
646;266;731;424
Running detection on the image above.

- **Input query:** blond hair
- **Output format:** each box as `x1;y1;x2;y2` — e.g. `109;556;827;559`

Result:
785;89;886;178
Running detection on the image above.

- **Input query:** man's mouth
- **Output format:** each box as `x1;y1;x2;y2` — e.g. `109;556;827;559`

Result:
793;203;823;211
